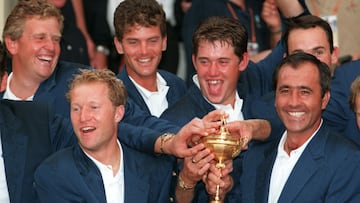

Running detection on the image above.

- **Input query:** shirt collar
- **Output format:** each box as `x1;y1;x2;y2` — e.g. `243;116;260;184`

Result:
278;119;323;157
129;72;169;99
85;140;123;177
3;72;33;101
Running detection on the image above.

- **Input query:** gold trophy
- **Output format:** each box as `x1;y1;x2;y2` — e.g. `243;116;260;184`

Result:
201;115;242;203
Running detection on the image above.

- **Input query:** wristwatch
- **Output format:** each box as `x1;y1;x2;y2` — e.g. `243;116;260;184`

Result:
178;174;195;190
160;133;175;154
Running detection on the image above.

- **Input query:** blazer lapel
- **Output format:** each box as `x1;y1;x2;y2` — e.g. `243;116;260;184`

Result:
255;145;278;203
278;126;326;203
0;107;28;203
277;150;318;203
118;67;152;115
75;146;107;202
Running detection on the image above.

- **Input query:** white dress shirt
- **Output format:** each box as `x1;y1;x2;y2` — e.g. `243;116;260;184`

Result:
3;73;33;100
129;72;169;117
86;140;124;203
268;120;322;203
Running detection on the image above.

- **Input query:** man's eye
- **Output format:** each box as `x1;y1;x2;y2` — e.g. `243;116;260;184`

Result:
219;60;228;65
200;60;209;65
53;37;61;43
278;89;289;94
34;36;45;40
149;39;158;43
91;106;99;110
300;90;311;95
71;107;79;112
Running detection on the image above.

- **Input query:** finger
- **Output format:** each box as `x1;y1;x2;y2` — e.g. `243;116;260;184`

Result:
207;171;224;187
198;162;211;175
202;109;228;122
221;165;233;176
196;156;215;176
195;147;212;160
208;165;223;177
186;143;205;156
203;120;221;130
190;135;201;146
223;160;234;173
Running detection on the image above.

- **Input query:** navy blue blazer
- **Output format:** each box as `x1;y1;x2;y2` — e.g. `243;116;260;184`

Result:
161;56;284;135
240;123;360;203
22;60;87;118
161;83;257;126
160;54;285;202
160;83;246;202
3;60;180;154
117;67;187;116
34;143;176;203
323;60;360;146
252;60;360;146
0;100;74;203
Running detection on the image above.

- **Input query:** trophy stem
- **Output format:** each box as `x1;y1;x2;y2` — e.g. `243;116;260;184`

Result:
215;159;226;169
209;182;223;203
204;115;242;203
209;164;224;203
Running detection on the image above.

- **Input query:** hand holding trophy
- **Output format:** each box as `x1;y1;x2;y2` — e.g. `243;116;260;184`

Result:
201;115;243;203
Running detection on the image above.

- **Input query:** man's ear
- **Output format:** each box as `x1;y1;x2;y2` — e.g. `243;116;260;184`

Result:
331;47;339;65
238;52;249;72
321;91;330;110
115;105;125;122
162;35;167;51
192;54;197;71
114;37;124;54
4;37;17;55
0;72;8;92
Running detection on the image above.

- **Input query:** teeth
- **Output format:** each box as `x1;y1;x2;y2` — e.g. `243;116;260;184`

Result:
138;58;150;63
208;80;220;85
81;127;95;133
288;112;305;117
38;56;52;62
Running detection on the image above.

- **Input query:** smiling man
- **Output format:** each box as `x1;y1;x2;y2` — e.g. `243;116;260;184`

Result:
1;0;89;118
239;53;360;203
114;0;186;118
34;69;176;202
160;16;273;203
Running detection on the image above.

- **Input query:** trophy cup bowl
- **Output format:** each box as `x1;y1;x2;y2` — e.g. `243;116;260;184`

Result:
201;117;242;203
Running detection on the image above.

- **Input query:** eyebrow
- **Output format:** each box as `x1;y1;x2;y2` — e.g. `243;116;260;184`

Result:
291;46;326;53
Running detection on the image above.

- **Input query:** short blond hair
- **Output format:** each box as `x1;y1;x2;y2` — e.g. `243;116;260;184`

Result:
66;69;127;107
3;0;64;42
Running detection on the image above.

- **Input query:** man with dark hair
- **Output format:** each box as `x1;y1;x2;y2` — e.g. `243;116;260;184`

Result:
114;0;187;118
161;16;273;203
240;53;360;203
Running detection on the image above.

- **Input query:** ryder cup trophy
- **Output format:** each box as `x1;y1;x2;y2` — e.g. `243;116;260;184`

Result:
201;115;242;203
